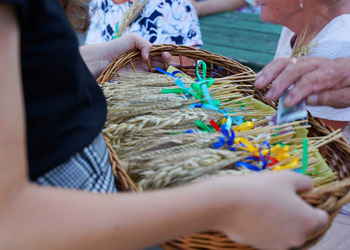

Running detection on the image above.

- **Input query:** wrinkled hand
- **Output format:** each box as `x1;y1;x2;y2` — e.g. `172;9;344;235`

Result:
254;57;350;109
215;172;329;250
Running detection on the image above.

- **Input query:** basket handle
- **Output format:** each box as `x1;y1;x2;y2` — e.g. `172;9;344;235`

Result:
300;178;350;213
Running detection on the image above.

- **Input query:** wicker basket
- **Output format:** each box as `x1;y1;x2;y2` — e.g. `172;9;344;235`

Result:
98;44;350;249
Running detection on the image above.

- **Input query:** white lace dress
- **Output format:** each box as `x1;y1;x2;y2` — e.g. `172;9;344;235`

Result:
275;15;350;142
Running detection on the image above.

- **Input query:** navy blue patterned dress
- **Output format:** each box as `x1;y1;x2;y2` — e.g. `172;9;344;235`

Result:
86;0;203;47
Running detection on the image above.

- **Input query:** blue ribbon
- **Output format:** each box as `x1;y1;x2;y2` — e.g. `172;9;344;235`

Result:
213;125;236;151
184;129;195;134
222;107;247;125
259;141;271;170
245;156;260;161
236;161;261;172
188;103;203;108
171;70;185;78
157;67;181;79
213;137;226;149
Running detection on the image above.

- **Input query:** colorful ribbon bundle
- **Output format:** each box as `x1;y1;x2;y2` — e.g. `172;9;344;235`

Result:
102;66;339;190
158;62;311;174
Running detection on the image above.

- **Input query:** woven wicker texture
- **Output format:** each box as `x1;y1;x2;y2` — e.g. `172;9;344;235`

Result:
99;44;350;249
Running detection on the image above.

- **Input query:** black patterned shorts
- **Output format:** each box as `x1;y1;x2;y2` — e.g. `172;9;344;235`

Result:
35;133;117;193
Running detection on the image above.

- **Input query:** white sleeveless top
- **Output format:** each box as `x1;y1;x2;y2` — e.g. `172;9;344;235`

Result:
275;15;350;142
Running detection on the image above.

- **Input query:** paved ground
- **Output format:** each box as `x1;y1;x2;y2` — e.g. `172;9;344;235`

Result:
310;213;350;250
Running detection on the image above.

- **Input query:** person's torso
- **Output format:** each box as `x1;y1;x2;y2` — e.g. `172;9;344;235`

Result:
20;0;107;180
274;16;350;142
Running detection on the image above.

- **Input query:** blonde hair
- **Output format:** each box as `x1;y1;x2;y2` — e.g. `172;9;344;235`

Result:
59;0;90;33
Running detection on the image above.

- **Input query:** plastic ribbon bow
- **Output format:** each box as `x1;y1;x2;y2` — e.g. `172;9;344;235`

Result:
213;125;236;151
301;139;309;174
113;22;121;40
236;140;271;171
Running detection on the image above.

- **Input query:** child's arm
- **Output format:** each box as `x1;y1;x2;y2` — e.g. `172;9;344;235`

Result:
0;4;328;250
80;34;171;78
190;0;248;17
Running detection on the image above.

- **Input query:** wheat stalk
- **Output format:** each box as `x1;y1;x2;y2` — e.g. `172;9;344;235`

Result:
117;0;149;37
102;72;340;190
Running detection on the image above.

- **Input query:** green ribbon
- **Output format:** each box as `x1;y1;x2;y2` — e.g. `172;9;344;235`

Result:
161;61;217;105
161;89;187;94
113;21;121;40
196;120;215;133
301;139;308;174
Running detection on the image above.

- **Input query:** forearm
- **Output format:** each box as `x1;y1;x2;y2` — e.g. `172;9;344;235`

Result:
194;0;247;17
80;42;112;79
0;6;223;249
80;34;153;79
0;5;28;199
1;179;226;250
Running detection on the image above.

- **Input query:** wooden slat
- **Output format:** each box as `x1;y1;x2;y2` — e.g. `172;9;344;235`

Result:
200;18;282;34
202;44;272;67
199;11;283;72
200;26;280;54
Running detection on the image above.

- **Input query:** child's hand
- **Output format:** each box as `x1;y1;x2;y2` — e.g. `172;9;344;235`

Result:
81;34;172;77
109;34;172;73
212;172;329;250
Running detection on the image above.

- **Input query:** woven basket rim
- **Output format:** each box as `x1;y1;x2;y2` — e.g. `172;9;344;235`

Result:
100;44;350;250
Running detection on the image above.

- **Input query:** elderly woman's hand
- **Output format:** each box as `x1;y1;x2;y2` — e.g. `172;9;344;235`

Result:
254;57;350;109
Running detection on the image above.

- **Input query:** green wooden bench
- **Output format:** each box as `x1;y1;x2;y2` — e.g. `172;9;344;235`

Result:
199;12;283;72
